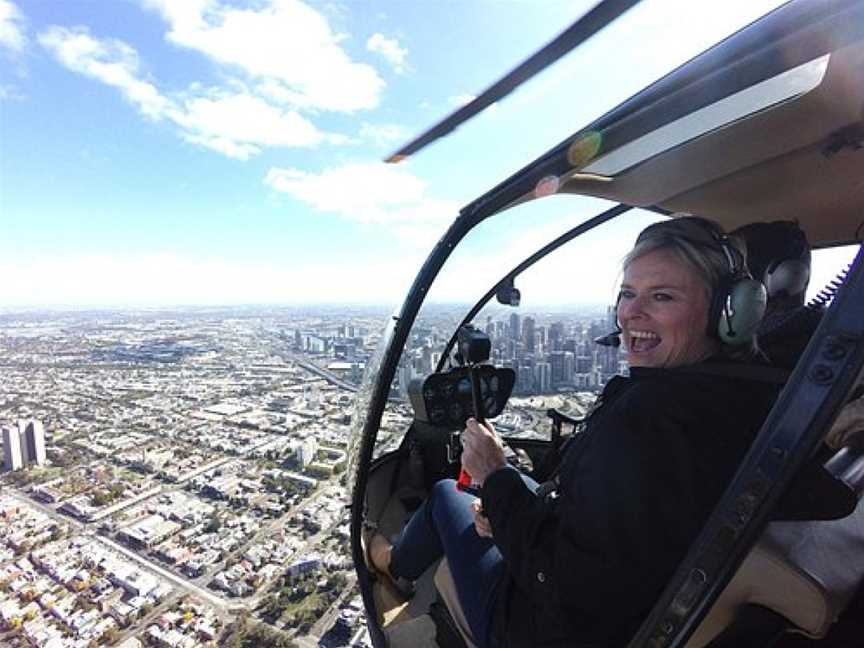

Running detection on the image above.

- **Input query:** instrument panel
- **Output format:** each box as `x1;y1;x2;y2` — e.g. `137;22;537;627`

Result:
408;365;516;430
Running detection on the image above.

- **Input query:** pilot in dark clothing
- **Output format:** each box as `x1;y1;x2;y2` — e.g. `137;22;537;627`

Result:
731;220;815;370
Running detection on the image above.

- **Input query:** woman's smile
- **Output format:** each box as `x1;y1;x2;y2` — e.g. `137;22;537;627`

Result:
618;248;719;368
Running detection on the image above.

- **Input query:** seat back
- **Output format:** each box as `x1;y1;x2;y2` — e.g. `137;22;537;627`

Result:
687;447;864;646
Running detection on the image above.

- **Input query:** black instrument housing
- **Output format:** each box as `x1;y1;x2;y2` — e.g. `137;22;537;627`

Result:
408;365;516;430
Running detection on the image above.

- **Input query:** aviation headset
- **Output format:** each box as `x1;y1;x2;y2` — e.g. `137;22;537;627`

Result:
732;221;811;300
629;217;768;345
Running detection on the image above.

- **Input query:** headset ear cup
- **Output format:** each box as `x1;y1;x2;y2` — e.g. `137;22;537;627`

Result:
718;279;767;345
764;259;811;298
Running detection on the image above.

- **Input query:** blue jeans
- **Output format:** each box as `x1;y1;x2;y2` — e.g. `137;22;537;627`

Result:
389;472;538;648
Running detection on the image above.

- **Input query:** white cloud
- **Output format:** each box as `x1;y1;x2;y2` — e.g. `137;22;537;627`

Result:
39;26;170;119
142;0;384;112
359;122;408;144
0;0;26;53
264;162;459;226
0;253;414;306
366;33;407;74
169;91;329;159
39;26;337;160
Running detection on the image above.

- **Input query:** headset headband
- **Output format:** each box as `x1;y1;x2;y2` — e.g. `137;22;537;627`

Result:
636;217;744;278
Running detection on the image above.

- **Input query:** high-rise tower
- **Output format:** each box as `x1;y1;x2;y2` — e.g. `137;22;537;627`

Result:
2;426;23;471
522;316;536;353
17;419;47;466
509;313;521;341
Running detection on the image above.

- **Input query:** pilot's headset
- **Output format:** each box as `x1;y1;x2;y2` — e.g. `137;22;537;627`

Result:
732;220;811;301
634;216;768;345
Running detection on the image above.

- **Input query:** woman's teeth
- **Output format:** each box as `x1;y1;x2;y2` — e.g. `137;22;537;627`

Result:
629;330;660;352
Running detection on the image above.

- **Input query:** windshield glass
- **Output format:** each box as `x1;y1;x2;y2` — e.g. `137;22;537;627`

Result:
346;310;397;493
353;193;665;461
343;204;862;480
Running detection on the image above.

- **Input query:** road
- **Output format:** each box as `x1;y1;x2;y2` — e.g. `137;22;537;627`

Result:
6;488;86;532
281;352;359;393
12;478;346;614
307;573;357;638
5;487;233;642
5;428;355;644
95;535;229;608
241;484;344;609
108;592;184;647
9;488;230;609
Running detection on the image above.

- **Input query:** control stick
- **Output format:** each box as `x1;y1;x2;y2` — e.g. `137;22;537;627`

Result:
454;325;491;496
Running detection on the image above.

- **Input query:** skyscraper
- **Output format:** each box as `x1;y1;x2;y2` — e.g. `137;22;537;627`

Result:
3;426;23;471
509;313;521;341
549;351;564;387
563;351;576;385
549;322;565;351
535;362;552;393
15;420;47;467
522;316;536;353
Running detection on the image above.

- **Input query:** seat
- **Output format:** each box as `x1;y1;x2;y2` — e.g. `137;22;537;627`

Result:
687;492;864;646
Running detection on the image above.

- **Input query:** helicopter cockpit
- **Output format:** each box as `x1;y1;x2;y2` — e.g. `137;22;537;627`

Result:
347;0;864;646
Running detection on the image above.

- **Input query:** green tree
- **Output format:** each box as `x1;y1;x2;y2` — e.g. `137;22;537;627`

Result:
91;491;112;507
205;514;221;533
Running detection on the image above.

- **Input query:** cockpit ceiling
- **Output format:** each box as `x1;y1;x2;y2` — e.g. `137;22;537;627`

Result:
660;140;864;248
559;39;864;249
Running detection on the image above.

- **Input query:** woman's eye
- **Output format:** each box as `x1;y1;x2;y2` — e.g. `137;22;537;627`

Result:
618;290;635;301
653;293;673;301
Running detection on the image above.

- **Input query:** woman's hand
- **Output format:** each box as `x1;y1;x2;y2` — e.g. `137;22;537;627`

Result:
461;417;507;486
472;500;493;538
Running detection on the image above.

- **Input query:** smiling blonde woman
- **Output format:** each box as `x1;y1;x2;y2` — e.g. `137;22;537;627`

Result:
368;217;781;648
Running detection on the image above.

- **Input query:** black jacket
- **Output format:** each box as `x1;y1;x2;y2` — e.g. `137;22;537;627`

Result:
482;363;781;647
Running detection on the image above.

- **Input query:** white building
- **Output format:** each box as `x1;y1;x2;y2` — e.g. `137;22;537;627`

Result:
3;426;23;471
109;565;158;598
18;419;47;466
286;553;322;579
296;437;318;468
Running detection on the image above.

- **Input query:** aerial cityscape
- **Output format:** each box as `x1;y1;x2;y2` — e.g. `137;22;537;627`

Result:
0;304;618;648
5;0;864;646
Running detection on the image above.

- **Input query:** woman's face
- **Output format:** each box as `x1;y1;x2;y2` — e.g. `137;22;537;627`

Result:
618;248;719;369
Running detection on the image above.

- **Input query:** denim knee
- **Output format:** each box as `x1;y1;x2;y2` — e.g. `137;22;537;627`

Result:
431;478;458;501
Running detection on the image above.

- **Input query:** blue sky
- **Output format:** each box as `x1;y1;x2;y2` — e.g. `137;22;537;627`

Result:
2;0;852;308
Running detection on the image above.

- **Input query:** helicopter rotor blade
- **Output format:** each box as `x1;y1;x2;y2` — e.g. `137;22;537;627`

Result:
384;0;644;164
